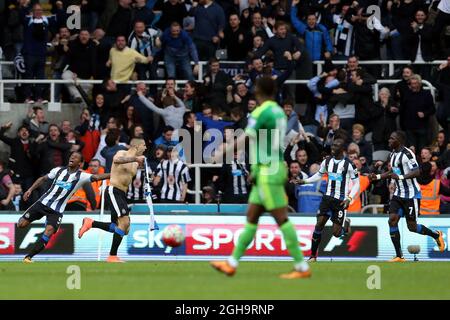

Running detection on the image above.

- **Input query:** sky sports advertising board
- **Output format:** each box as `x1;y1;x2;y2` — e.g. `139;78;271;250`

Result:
0;214;449;261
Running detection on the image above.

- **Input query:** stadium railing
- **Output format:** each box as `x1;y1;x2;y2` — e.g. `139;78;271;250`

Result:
0;78;437;112
0;59;446;79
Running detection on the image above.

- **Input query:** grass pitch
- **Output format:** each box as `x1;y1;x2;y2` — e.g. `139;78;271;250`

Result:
0;261;449;299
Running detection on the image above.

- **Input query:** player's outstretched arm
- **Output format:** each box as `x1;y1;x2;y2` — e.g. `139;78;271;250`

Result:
23;175;49;201
368;170;392;182
301;171;324;184
91;173;111;182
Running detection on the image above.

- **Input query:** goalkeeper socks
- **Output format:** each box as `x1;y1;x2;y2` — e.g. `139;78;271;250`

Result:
390;226;402;257
230;223;258;266
110;228;125;256
310;230;322;257
416;224;439;239
27;234;50;258
92;221;115;232
280;220;305;264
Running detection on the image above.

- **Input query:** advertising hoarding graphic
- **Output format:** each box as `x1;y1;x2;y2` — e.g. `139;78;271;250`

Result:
0;214;450;260
14;224;74;254
318;227;378;257
0;223;15;254
127;224;187;255
428;226;450;258
185;224;315;256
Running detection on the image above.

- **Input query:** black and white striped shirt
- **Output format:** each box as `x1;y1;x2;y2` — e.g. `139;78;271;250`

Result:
127;168;145;202
333;14;354;57
219;161;249;198
40;167;92;213
389;147;421;199
128;28;160;58
156;159;191;201
318;157;359;201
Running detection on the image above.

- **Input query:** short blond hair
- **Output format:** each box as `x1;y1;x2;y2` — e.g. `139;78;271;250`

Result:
130;138;145;147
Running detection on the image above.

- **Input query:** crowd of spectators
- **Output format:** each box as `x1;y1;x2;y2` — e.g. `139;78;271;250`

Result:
1;0;450;215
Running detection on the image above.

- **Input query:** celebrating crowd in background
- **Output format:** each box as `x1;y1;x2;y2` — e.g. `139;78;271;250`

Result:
1;0;450;215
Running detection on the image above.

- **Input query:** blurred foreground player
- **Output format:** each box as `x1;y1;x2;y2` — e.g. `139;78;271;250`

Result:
210;77;311;279
20;152;110;263
369;131;445;261
78;139;146;262
298;138;359;262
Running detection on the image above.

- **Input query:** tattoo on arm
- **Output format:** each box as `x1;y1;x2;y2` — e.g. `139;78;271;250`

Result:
114;156;137;165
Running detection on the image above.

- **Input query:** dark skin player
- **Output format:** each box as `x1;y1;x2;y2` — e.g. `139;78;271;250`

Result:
299;139;352;238
369;132;423;236
20;152;110;247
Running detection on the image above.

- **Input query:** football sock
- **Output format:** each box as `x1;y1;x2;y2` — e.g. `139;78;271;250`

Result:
310;229;322;257
280;220;304;264
230;223;258;265
92;221;116;233
390;226;402;257
416;224;439;239
109;228;125;256
27;234;51;258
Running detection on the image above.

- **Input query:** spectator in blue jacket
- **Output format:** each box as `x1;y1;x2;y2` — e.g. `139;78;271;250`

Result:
20;1;64;104
290;0;333;62
189;0;226;61
161;22;199;80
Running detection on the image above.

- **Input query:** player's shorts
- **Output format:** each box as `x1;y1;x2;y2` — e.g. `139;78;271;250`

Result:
105;186;130;223
389;196;420;221
249;183;288;211
21;201;63;231
318;195;347;226
249;163;288;211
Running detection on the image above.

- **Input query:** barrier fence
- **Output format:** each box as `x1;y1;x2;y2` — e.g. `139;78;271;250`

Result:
0;211;449;261
0;77;437;112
